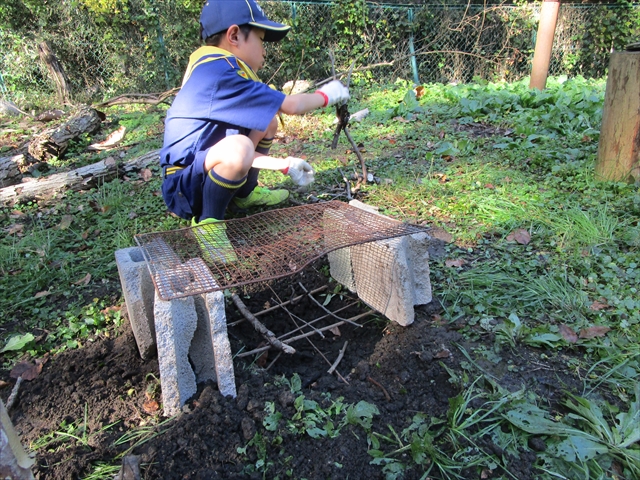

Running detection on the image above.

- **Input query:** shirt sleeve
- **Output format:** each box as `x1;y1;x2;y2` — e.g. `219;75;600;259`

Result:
175;59;286;133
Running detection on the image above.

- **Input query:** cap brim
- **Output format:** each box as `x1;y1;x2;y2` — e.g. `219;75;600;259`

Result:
249;21;290;42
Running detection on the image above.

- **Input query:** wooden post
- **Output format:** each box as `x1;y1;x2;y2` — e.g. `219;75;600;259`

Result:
530;0;560;91
595;52;640;182
0;399;35;479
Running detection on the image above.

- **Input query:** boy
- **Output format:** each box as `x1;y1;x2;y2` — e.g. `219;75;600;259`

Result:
160;0;350;228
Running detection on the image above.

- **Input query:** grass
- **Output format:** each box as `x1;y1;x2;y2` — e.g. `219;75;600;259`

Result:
2;76;639;479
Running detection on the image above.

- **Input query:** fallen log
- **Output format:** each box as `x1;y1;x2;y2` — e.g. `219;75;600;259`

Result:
0;154;26;188
28;106;104;162
0;149;160;205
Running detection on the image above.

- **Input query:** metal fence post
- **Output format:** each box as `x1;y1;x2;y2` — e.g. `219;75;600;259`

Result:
407;8;420;85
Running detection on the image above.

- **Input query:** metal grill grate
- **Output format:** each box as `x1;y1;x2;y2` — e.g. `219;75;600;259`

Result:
134;201;427;301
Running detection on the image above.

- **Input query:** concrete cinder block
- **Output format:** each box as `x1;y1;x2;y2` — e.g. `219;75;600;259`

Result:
119;240;238;411
115;247;156;360
187;292;236;398
153;291;198;417
190;295;217;384
205;291;237;398
327;200;432;326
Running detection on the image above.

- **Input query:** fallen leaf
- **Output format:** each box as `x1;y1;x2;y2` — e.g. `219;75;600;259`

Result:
506;228;531;245
485;183;495;189
414;85;425;99
429;227;453;243
10;210;26;218
10;361;43;381
34;290;51;298
445;259;467;268
256;350;268;368
559;324;578;343
579;326;611;339
74;273;92;285
7;224;25;236
0;380;10;388
59;215;74;230
142;399;160;414
141;168;153;182
104;156;116;167
87;125;126;151
589;300;610;311
434;348;451;359
431;314;442;324
329;326;341;336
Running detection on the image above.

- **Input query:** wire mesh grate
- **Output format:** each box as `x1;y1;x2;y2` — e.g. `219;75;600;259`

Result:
134;201;427;301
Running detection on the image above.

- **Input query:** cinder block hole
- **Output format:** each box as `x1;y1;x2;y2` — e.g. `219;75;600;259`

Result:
129;248;144;263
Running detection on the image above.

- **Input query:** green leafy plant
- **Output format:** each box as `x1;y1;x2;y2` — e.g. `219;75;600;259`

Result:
505;385;640;479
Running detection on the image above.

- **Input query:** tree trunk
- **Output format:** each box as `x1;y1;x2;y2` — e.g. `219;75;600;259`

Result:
0;149;160;205
37;41;72;105
0;154;26;188
595;51;640;182
28;106;103;161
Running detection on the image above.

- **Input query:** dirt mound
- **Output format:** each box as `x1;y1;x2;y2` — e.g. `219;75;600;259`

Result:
2;262;581;479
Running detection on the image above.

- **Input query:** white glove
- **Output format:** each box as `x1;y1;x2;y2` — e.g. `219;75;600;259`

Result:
317;80;350;107
286;157;315;186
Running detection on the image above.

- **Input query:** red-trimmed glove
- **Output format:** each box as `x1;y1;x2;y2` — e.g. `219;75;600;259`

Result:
316;80;350;107
284;157;315;186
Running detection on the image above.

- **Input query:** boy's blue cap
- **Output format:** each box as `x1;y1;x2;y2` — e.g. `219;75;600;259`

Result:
200;0;291;42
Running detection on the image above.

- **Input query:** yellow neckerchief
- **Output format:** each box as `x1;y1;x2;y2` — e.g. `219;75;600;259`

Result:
182;46;260;86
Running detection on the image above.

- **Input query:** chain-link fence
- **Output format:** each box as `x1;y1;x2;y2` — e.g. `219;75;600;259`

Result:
1;1;637;107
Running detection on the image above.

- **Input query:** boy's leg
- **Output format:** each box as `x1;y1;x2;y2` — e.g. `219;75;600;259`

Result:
199;135;255;221
233;117;289;208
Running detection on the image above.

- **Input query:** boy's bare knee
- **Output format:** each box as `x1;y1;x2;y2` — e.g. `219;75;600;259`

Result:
205;135;254;179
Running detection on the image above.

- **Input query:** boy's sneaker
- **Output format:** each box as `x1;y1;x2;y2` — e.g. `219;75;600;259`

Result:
232;186;289;209
192;217;238;264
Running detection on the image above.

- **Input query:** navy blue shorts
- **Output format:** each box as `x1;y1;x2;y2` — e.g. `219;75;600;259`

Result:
161;148;245;221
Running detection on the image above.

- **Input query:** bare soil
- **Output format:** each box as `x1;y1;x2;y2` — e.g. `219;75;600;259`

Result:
2;257;585;480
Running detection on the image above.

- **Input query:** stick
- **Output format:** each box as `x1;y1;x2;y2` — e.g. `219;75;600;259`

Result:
338;168;352;200
227;285;328;326
231;294;296;354
343;127;368;183
298;282;363;327
237;310;374;358
268;301;360;339
367;376;391;401
328;341;348;374
277;302;326;339
6;377;22;411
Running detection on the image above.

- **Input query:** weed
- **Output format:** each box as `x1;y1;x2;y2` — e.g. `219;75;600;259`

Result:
504;384;640;479
30;403;119;452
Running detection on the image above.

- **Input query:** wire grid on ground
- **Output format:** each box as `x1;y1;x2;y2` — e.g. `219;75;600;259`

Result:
134;200;427;301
